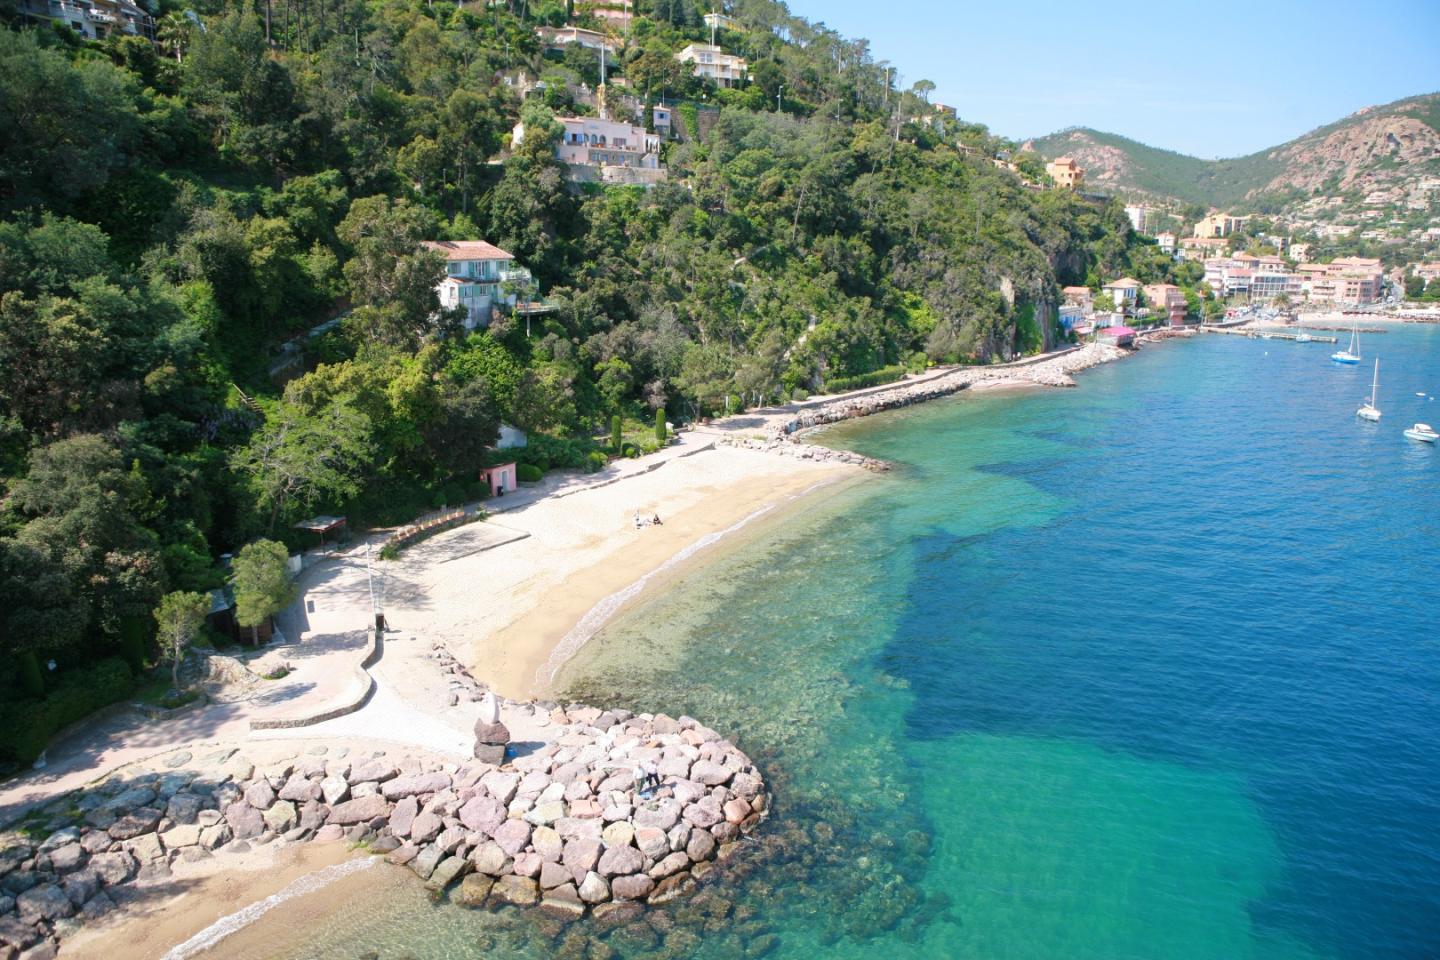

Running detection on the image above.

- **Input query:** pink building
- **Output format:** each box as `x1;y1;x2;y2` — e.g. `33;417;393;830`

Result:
1143;283;1188;326
480;463;518;498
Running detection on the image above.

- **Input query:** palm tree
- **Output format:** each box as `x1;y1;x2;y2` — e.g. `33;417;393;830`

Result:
157;12;190;64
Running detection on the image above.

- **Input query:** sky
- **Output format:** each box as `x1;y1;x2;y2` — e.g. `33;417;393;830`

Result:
788;0;1440;158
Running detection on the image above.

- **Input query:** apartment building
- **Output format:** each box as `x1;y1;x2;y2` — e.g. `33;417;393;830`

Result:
676;43;748;87
17;0;153;39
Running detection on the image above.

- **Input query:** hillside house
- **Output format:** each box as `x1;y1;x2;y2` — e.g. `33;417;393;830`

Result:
535;25;620;54
1045;157;1084;191
676;44;748;87
516;115;662;172
16;0;152;39
1061;285;1094;311
1101;277;1142;311
1143;283;1188;325
423;240;529;330
579;0;632;27
702;12;742;31
1156;231;1177;254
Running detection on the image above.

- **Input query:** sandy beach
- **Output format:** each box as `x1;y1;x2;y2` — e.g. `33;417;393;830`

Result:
58;838;359;960
378;443;857;700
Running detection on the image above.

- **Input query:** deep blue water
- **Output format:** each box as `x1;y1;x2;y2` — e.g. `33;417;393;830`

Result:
272;326;1440;960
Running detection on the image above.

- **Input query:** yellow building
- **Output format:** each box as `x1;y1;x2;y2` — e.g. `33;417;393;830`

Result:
1045;156;1085;191
1192;212;1249;238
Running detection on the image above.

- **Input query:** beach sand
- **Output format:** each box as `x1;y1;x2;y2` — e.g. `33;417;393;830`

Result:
378;443;857;700
59;840;359;960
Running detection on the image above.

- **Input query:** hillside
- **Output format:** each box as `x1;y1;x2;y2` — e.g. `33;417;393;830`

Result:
1026;92;1440;212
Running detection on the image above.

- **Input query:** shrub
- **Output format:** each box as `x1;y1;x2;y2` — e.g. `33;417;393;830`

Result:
610;414;623;453
792;387;810;402
621;442;640;458
0;657;135;764
654;408;667;444
585;451;609;472
517;463;543;483
824;365;907;393
18;651;44;698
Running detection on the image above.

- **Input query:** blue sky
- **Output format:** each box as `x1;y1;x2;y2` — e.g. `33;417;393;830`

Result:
789;0;1440;158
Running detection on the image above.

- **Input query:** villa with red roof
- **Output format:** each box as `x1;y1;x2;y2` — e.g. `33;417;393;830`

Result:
423;240;525;330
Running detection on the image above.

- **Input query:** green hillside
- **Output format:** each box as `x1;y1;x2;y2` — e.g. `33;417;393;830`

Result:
1029;92;1440;211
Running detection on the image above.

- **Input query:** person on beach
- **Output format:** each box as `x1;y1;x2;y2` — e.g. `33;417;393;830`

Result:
634;512;643;529
652;514;662;526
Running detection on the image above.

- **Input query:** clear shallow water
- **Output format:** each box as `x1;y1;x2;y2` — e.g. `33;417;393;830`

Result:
269;328;1440;959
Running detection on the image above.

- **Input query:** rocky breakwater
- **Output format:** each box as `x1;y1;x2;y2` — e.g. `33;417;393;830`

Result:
0;711;766;957
717;436;890;472
437;706;769;922
750;343;1127;445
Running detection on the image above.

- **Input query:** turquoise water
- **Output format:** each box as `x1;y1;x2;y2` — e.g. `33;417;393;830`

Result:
271;327;1440;959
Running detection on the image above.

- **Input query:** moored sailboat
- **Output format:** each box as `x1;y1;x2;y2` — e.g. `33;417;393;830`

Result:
1331;319;1361;364
1357;359;1381;422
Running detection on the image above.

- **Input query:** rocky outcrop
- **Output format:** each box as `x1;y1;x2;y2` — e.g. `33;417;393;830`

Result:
0;711;768;954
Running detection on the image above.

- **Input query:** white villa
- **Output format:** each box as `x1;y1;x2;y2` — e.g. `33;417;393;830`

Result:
16;0;153;38
514;115;665;183
423;240;530;330
676;43;748;87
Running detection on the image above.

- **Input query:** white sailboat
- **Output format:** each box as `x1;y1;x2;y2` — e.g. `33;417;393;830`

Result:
1357;359;1381;421
1331;318;1361;364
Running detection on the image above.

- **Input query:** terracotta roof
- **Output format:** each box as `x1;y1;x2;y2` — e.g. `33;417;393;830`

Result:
1104;278;1141;289
422;240;514;262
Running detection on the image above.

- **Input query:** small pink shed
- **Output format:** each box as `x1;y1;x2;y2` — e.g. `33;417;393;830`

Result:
480;462;517;497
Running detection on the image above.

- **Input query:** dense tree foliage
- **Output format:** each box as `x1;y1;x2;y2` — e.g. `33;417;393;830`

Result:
0;0;1159;695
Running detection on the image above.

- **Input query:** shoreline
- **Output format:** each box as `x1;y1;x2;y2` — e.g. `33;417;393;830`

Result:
0;340;1150;959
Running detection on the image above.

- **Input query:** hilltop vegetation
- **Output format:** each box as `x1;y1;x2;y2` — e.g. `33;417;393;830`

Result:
1028;92;1440;215
0;0;1157;745
1026;127;1281;209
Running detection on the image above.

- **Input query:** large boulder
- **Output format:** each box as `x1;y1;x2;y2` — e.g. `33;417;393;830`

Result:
107;808;162;841
16;884;74;924
531;826;563;862
410;845;443;880
609;873;655;901
381;773;450;800
469;841;508;877
262;800;297;834
347;760;398;785
452;873;494;907
491;875;539;907
388;796;418;838
632;799;681;831
326;795;389;825
493;819;532;856
597;844;644;878
480;772;520;805
577;871;610;904
689;761;732;786
222;803;265;840
425;856;471;892
408;811;442;844
458;795;505;836
562;839;601;880
242;780;276;810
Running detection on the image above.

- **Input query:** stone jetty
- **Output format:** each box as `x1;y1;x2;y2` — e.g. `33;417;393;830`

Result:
0;710;767;957
716;345;1122;469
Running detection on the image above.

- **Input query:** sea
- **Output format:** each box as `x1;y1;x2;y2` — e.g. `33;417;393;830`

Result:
251;324;1440;959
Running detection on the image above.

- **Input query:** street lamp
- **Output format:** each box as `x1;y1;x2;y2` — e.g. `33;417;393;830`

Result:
777;83;783;113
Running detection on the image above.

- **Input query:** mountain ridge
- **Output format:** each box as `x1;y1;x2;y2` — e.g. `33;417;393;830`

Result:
1024;92;1440;212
